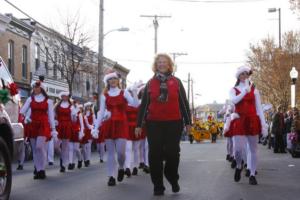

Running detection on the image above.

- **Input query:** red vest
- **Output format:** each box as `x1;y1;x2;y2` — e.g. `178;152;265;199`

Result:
57;104;72;122
30;96;49;122
84;113;94;129
234;86;257;117
147;77;181;121
105;90;127;121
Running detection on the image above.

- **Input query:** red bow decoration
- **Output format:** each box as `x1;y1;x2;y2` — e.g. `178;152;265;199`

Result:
8;82;19;96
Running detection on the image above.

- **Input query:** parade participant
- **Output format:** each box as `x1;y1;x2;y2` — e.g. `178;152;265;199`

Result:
135;53;191;196
82;102;95;167
54;91;73;172
69;102;84;169
223;105;234;162
96;109;111;163
230;66;267;185
20;79;57;179
92;70;139;187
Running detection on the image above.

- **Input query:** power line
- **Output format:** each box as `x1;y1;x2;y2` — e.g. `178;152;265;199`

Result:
170;0;267;3
3;0;39;22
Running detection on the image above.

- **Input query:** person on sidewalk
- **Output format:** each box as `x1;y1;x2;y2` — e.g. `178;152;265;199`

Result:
230;66;267;185
271;105;286;153
135;53;192;196
92;70;139;187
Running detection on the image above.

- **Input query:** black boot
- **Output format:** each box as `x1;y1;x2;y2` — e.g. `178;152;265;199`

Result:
231;159;237;169
48;162;54;166
100;159;104;163
234;168;242;182
139;162;145;169
125;168;131;177
84;160;90;167
226;154;230;161
39;170;46;179
33;171;40;180
16;165;23;170
107;176;116;186
132;167;138;176
33;167;37;175
153;185;165;196
77;161;82;169
60;166;66;173
171;182;180;193
249;176;258;185
143;165;150;174
117;169;125;182
68;163;73;170
245;169;250;177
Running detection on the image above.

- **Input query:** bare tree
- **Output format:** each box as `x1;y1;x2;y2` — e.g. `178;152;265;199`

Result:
247;31;300;110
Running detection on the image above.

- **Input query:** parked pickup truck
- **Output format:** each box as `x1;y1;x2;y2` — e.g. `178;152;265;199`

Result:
0;57;24;200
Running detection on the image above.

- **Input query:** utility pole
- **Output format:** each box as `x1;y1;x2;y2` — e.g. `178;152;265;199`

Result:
169;52;187;74
97;0;104;109
191;78;195;121
140;15;171;54
187;73;190;108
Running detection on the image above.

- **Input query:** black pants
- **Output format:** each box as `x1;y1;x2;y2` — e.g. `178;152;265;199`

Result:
274;134;285;153
146;120;183;189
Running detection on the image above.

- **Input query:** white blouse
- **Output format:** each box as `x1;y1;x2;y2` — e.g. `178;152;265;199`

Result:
20;94;56;130
94;87;139;129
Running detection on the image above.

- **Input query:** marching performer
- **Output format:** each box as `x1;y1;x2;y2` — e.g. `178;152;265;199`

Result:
96;109;111;163
223;105;235;162
92;70;139;186
69;101;84;169
82;102;95;167
54;91;73;172
230;66;267;185
20;79;57;179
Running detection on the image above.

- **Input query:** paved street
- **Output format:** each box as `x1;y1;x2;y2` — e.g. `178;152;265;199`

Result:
10;139;300;200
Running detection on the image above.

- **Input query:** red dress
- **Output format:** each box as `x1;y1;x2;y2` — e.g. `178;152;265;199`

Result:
70;112;80;143
231;86;261;136
104;90;129;139
81;114;93;144
97;119;108;143
27;96;51;140
224;121;233;137
126;105;139;141
56;105;73;140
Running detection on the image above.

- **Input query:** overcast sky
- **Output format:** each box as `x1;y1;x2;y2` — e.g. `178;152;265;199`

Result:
0;0;299;105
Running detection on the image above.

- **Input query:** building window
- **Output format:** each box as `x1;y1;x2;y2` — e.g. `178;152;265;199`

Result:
45;47;49;75
53;51;57;78
22;45;27;79
7;40;14;75
35;43;40;70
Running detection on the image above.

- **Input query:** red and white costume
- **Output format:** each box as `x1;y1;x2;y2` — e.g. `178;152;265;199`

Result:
82;103;95;164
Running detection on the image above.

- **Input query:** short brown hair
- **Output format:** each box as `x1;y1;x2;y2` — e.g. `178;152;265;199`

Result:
152;53;174;73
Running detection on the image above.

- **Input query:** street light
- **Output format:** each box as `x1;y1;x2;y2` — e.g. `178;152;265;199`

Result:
268;7;281;48
290;67;298;108
103;27;130;38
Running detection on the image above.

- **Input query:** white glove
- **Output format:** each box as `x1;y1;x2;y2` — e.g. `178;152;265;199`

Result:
24;117;32;124
91;129;99;139
54;120;59;126
79;131;84;140
230;113;240;121
51;130;58;140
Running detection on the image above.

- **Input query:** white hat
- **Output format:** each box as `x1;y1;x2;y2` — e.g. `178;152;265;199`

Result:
235;66;252;79
103;72;119;86
31;80;47;91
84;102;93;108
58;91;70;99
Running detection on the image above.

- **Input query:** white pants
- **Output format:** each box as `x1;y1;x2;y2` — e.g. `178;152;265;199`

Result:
139;138;149;166
97;143;105;160
105;139;127;177
54;139;69;167
17;141;25;165
69;142;82;163
233;135;258;176
47;138;54;163
226;137;234;157
82;140;92;161
30;136;48;171
125;140;133;169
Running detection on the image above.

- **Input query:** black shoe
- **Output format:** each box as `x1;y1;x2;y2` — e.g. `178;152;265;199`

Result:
60;166;66;173
274;150;279;153
100;159;104;163
228;156;233;162
171;182;180;193
33;167;37;175
125;168;131;177
117;169;125;182
68;164;73;170
139;162;145;169
143;166;150;174
245;169;250;177
39;170;46;179
84;160;90;167
231;159;237;169
78;161;82;169
33;171;40;179
153;186;165;196
249;176;258;185
16;165;23;170
132;167;138;176
108;176;116;186
48;162;54;166
226;154;230;161
234;168;242;182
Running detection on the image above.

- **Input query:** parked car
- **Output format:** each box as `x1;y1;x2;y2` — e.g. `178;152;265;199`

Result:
0;57;24;200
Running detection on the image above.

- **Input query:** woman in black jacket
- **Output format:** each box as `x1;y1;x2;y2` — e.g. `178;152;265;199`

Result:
135;53;191;196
